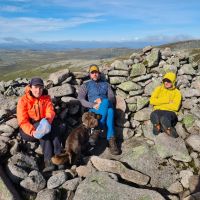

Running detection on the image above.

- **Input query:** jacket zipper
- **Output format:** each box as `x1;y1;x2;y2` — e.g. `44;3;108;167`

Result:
37;99;41;119
34;105;37;117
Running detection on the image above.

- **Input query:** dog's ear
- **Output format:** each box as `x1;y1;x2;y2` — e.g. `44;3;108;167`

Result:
82;112;89;122
95;114;102;120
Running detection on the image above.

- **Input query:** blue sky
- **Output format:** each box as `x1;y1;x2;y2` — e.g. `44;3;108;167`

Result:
0;0;200;44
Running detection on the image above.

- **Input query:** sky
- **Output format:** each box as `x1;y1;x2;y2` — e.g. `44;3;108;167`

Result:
0;0;200;46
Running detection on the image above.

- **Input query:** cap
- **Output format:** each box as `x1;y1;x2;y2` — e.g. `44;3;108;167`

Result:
89;64;99;73
30;77;44;86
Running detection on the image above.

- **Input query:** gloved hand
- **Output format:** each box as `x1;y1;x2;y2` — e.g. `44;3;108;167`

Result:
33;118;51;139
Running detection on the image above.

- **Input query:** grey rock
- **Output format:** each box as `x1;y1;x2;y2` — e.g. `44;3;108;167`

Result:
115;89;128;99
0;124;15;134
115;127;135;140
136;96;149;111
126;96;137;104
144;77;162;96
131;74;152;82
9;152;38;171
179;64;196;75
161;47;173;57
142;120;156;140
35;189;59;200
116;95;127;113
123;59;134;65
117;81;141;92
111;60;129;70
143;46;153;53
108;70;129;77
189;175;200;194
0;140;8;156
47;172;68;189
6;162;28;183
61;96;79;104
20;170;46;193
133;107;151;121
0;81;5;93
76;161;97;177
109;77;127;85
73;72;88;79
146;49;160;68
48;69;70;85
180;170;193;189
91;156;150;185
176;122;188;139
48;84;74;98
155;133;191;162
73;172;165;200
9;139;20;155
130;63;146;78
129;89;144;96
167;181;184;194
5;118;19;129
61;177;81;191
186;134;200;152
127;103;137;112
120;138;178;188
163;64;177;74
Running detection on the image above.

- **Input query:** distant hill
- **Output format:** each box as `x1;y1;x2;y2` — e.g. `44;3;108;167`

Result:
158;40;200;50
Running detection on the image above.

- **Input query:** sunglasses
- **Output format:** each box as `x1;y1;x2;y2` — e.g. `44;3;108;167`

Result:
90;71;99;74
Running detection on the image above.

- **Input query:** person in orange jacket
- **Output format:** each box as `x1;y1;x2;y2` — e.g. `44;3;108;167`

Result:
17;77;62;172
149;72;182;137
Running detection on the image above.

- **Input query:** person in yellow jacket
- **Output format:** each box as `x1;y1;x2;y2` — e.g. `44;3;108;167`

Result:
149;72;182;137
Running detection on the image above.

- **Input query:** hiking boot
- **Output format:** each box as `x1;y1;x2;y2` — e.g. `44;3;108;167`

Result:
89;129;101;146
108;137;120;155
43;160;55;172
153;124;161;135
165;127;178;138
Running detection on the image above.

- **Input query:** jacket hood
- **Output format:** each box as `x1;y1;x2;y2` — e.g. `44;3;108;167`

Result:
163;72;176;87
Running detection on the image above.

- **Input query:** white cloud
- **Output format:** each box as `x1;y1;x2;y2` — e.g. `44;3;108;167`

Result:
0;5;25;12
0;15;104;34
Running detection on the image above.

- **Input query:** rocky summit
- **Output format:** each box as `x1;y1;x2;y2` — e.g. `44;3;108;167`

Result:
1;46;200;200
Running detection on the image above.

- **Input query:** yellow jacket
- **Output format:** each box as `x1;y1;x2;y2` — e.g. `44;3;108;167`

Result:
149;72;182;113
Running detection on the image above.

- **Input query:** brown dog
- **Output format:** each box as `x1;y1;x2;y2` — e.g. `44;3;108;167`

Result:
52;112;101;165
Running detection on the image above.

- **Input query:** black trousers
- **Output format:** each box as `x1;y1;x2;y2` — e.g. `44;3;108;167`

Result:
150;110;178;129
19;121;62;161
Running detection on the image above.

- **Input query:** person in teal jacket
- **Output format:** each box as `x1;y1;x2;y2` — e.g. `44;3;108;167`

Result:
149;72;182;137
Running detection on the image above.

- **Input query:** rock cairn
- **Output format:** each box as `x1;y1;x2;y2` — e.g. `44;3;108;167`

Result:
0;46;200;200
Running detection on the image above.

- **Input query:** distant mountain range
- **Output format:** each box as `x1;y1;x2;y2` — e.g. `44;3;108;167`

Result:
0;40;159;50
1;39;200;50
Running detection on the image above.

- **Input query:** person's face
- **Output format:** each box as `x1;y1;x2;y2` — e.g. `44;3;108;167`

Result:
164;81;173;89
90;71;100;81
30;85;44;98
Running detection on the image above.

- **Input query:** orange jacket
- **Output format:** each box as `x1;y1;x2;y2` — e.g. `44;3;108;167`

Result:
17;85;55;136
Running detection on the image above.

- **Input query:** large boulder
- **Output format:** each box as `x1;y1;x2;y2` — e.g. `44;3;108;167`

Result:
73;172;165;200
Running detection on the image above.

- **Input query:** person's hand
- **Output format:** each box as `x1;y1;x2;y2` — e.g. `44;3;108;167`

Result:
95;98;102;104
33;131;44;139
169;100;173;103
93;102;100;110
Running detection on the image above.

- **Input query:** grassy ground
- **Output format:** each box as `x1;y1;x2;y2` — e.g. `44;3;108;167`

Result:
0;48;135;81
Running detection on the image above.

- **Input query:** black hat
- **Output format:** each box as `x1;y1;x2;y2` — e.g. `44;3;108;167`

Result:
30;77;44;86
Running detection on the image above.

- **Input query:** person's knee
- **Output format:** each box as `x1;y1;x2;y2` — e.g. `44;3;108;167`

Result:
160;116;170;128
150;111;159;124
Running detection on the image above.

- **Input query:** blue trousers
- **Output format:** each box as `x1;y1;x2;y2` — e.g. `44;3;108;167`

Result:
90;98;115;140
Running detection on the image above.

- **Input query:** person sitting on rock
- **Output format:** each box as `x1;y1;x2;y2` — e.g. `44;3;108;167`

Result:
78;64;120;155
149;72;182;137
17;77;63;172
